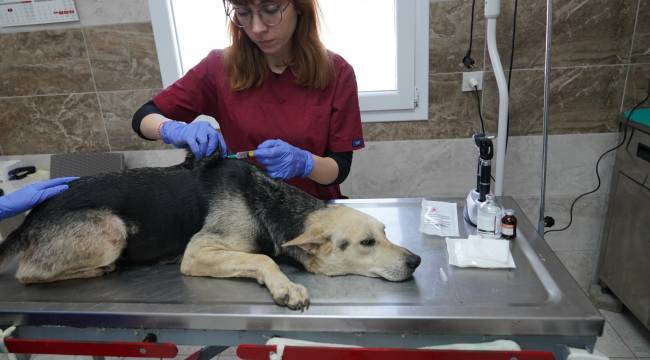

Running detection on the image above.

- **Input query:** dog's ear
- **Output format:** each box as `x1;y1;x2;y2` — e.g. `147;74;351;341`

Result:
282;228;330;255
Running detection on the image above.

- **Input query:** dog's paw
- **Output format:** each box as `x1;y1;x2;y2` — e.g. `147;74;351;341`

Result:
270;281;310;311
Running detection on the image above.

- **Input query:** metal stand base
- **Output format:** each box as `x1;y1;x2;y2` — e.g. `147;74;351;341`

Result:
589;284;623;313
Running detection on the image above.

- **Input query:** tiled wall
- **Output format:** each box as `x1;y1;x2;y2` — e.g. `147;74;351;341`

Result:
0;23;165;155
1;1;648;154
364;0;650;140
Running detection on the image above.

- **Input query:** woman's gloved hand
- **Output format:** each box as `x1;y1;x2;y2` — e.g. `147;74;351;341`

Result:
160;120;227;160
254;139;314;180
0;177;78;220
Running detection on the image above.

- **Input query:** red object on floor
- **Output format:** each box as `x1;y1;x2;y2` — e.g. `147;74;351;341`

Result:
237;344;556;360
4;338;178;358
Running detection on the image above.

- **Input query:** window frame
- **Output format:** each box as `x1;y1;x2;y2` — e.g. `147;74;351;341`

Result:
149;0;429;122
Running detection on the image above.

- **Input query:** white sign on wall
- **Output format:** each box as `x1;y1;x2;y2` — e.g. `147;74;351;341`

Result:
0;0;78;27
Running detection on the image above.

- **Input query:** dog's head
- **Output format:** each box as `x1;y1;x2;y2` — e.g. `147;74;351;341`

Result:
282;206;421;281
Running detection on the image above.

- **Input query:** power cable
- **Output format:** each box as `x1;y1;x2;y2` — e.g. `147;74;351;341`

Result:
473;86;486;134
505;0;518;149
463;0;477;69
544;78;650;235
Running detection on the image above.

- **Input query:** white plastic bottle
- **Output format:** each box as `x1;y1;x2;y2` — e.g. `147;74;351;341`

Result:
477;194;502;238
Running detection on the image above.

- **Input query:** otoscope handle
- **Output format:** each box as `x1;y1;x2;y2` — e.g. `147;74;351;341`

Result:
478;159;491;202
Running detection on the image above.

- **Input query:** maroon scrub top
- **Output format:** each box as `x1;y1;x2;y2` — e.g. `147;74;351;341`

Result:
153;50;364;200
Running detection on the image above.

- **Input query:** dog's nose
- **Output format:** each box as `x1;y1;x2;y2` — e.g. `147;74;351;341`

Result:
406;254;421;269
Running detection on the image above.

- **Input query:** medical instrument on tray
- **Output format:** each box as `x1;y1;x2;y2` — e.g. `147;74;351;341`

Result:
477;193;502;238
462;0;509;227
226;151;255;159
501;209;517;240
464;134;494;226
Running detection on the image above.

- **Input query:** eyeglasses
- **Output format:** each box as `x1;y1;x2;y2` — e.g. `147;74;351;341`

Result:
226;1;291;29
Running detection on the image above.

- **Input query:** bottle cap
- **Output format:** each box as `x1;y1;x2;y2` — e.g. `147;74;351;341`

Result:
504;209;514;215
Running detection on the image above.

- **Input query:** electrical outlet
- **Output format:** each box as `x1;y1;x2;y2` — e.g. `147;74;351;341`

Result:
462;71;484;92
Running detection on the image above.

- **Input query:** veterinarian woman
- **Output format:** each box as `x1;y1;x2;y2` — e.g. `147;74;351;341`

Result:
0;177;77;220
132;0;364;200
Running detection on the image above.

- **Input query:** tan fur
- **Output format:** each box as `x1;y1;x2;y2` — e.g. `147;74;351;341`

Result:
283;206;416;281
180;205;418;309
181;231;309;309
16;210;126;284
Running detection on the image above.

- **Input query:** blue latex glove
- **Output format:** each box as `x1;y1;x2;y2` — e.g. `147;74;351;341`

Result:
0;177;78;220
160;120;227;160
254;139;314;180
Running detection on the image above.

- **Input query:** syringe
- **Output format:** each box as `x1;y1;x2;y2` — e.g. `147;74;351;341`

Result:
226;150;255;159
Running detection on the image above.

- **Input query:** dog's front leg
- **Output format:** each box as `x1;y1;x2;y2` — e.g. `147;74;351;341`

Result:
181;236;309;310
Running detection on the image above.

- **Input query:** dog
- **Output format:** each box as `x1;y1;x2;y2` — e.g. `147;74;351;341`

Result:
0;150;421;310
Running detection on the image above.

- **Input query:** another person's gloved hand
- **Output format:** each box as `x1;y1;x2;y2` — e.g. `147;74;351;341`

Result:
0;177;78;220
160;120;227;160
254;139;314;180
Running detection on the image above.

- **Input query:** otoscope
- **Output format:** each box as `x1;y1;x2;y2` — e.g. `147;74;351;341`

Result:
474;133;494;202
463;133;495;226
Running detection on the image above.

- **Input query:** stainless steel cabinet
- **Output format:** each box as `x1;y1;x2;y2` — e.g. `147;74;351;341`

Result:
599;121;650;330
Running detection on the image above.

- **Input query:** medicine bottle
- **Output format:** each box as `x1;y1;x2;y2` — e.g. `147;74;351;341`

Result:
501;209;517;240
477;194;502;238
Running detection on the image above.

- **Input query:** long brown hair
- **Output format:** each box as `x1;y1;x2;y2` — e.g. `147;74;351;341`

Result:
223;0;334;91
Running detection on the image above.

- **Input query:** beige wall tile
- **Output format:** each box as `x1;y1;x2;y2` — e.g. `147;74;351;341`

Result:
98;89;169;151
542;195;609;252
341;138;477;198
488;0;636;70
631;0;650;63
429;0;485;73
363;73;483;141
548;67;625;134
0;94;109;155
483;70;545;135
484;67;625;136
84;23;162;91
624;64;650;110
0;29;94;96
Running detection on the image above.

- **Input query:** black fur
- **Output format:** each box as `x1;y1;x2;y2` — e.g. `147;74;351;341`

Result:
195;156;324;256
1;152;325;267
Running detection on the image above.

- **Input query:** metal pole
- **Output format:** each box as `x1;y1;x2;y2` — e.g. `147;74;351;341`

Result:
538;0;552;235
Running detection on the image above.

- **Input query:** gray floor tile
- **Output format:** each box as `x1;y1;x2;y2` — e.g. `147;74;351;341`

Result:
595;321;635;358
602;309;650;358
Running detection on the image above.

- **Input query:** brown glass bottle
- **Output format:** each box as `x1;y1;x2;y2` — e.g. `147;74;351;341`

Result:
501;209;517;240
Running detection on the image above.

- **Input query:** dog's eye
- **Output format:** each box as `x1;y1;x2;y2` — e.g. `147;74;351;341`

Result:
360;238;375;247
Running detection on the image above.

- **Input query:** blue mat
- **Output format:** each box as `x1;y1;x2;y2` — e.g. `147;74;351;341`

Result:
624;107;650;128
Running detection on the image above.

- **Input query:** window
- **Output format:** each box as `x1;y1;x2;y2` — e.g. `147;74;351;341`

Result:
149;0;429;122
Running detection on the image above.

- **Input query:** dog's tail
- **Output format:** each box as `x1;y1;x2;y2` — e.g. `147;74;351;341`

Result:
0;224;28;268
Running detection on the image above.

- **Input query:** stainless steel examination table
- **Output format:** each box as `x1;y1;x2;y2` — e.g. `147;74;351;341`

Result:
0;197;604;358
